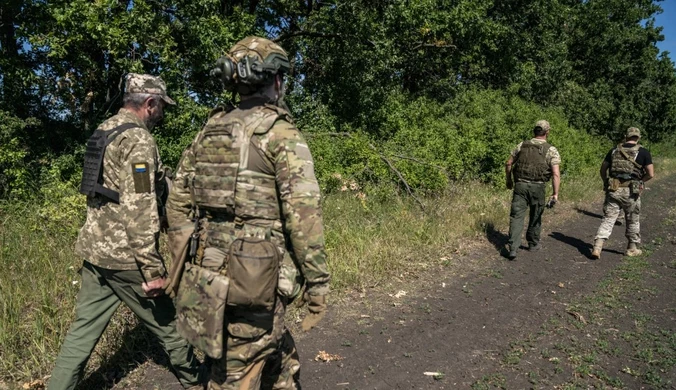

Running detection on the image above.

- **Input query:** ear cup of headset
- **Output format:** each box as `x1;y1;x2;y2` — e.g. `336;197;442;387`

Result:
210;56;237;89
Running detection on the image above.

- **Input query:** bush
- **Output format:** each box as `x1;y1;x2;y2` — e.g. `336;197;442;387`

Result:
301;87;607;194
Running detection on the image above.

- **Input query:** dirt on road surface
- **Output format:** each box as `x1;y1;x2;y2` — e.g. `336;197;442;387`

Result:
99;175;675;390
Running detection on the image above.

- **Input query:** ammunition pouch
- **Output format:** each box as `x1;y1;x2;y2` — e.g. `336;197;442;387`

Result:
227;237;280;311
176;263;230;359
608;178;631;192
630;180;642;197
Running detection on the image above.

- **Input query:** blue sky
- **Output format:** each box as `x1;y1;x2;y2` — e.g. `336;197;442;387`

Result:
655;0;675;60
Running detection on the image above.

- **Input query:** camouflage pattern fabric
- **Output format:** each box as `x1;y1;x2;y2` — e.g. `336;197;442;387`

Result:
167;102;330;296
75;108;167;281
167;99;330;389
208;299;300;390
510;138;561;183
125;73;176;105
609;144;642;179
594;188;641;244
175;263;229;359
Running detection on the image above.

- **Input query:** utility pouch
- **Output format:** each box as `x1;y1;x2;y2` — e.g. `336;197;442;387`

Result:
176;263;229;359
608;178;620;192
630;180;642;197
227;237;280;310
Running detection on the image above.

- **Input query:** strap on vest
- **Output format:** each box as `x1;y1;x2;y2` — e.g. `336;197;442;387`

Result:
97;123;139;204
617;145;643;170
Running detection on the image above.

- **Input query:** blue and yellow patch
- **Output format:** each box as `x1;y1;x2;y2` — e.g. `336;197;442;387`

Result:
134;163;148;173
131;162;151;193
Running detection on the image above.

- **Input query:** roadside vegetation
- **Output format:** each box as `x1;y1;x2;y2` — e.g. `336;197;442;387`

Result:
1;0;676;388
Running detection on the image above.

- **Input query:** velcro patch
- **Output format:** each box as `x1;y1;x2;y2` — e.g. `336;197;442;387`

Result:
132;162;151;193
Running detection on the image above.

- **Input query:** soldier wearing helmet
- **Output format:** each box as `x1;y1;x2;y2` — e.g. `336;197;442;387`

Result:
166;36;330;389
590;127;654;259
504;120;561;260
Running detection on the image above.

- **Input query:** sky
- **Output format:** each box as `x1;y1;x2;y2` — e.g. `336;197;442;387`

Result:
654;0;676;60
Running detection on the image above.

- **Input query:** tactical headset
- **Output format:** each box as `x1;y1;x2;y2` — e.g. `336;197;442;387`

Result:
210;53;290;91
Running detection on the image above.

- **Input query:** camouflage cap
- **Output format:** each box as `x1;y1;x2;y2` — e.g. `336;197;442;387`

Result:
626;127;641;139
229;36;290;74
124;73;176;105
534;120;551;133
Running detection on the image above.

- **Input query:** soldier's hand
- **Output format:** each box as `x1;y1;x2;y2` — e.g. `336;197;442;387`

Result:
142;277;167;298
506;179;513;190
301;293;327;331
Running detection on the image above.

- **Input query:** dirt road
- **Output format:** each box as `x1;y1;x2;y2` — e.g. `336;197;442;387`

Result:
101;175;675;390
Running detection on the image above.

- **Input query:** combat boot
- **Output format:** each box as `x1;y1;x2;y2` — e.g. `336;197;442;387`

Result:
590;239;604;259
626;242;642;257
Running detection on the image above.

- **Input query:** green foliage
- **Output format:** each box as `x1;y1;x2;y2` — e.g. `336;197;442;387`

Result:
1;0;674;196
0;111;40;198
306;88;607;193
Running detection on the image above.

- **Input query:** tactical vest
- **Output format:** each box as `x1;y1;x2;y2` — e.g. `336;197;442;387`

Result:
513;140;552;182
191;104;288;235
610;144;642;180
79;123;137;203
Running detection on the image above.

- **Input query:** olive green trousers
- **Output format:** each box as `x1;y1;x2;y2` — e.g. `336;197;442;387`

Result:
508;181;546;250
48;261;202;390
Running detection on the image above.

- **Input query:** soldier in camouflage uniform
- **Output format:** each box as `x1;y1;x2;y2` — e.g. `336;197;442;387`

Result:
591;127;654;259
48;74;203;390
166;36;330;389
504;120;561;260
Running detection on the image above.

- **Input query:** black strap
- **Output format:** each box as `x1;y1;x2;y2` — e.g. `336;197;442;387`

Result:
96;122;140;204
105;123;138;146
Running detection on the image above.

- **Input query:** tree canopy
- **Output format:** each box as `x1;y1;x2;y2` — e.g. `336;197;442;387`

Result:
1;0;675;196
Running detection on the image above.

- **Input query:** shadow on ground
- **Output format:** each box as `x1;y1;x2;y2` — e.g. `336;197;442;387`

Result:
76;324;171;390
549;231;623;258
484;222;509;256
575;207;624;226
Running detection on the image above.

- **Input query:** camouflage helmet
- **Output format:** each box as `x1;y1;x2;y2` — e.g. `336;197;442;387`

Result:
211;36;290;94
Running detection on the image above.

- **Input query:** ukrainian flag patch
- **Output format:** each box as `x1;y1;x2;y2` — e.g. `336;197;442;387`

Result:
132;162;151;193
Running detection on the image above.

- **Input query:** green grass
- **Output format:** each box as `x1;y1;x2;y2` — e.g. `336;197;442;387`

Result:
1;157;675;385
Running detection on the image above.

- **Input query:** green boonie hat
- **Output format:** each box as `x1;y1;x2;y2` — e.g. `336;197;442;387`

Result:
626;127;641;139
534;120;550;132
124;73;176;105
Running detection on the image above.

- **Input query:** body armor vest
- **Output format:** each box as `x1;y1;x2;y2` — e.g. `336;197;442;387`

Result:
513;140;552;182
192;104;287;231
79;123;137;203
610;144;642;180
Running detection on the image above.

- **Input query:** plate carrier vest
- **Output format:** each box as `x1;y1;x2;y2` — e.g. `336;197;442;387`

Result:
191;104;289;237
513;140;552;182
79;123;137;203
610;144;642;180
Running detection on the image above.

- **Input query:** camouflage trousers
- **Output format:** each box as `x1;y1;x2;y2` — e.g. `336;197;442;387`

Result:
594;188;641;244
208;298;301;390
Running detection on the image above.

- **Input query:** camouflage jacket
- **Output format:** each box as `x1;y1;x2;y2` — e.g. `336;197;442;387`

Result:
75;108;166;281
166;102;330;296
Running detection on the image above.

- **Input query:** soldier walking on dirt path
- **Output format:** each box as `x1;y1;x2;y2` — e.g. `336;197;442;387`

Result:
48;74;204;390
165;36;330;389
591;127;654;259
504;120;561;260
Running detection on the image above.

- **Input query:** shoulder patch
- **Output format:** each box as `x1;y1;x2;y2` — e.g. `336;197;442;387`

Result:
132;162;151;193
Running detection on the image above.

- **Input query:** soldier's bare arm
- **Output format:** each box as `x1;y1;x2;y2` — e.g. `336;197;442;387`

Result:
270;122;330;296
505;156;514;189
551;164;560;200
118;128;166;283
642;164;654;182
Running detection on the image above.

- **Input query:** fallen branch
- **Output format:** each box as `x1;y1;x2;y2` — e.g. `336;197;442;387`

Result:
306;132;425;210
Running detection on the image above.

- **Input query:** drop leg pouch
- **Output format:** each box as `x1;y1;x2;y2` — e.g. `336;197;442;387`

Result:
176;262;229;359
